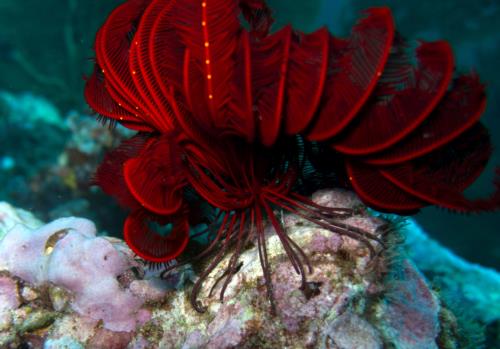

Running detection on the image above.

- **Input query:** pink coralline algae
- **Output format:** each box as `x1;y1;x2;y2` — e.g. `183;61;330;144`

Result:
0;210;168;333
377;260;441;349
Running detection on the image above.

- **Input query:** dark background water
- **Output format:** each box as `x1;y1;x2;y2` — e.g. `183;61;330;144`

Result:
0;0;498;270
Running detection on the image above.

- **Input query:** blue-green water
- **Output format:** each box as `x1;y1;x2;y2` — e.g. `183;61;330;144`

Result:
0;0;498;272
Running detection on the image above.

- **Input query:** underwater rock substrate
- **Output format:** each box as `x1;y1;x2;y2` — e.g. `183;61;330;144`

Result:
0;189;496;348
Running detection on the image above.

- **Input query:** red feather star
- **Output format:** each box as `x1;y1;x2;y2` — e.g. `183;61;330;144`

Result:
85;0;500;313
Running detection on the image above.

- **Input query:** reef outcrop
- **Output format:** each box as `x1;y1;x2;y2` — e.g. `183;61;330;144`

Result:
0;190;497;348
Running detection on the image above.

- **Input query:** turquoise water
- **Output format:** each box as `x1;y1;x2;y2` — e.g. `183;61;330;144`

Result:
0;0;498;272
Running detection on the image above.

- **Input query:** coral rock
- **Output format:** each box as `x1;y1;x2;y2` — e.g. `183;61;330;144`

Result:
326;311;382;349
0;276;20;313
0;190;497;347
